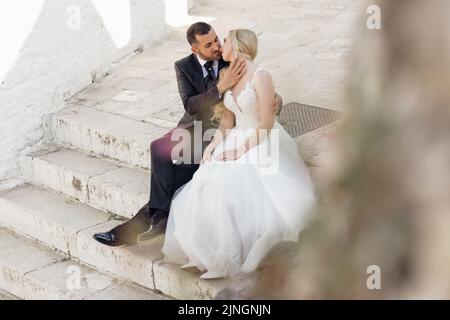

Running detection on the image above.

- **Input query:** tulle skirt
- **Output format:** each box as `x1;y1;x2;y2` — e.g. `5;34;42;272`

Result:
161;121;317;279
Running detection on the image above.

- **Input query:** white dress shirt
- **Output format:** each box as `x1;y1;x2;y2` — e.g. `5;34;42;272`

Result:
196;55;219;79
196;54;222;98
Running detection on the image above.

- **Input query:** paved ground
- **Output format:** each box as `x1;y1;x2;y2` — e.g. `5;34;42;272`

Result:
193;0;365;112
73;0;365;127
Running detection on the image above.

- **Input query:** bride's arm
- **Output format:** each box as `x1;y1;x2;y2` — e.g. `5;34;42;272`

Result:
201;108;235;163
217;71;276;161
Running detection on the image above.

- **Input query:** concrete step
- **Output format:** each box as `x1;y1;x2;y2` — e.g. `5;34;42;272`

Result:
0;288;18;300
24;145;150;219
0;228;166;300
0;184;244;299
49;104;169;170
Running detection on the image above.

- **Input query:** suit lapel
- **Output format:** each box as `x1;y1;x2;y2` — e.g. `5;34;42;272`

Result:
188;54;207;92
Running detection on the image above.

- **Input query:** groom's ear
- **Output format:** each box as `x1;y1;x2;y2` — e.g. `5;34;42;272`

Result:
191;45;199;54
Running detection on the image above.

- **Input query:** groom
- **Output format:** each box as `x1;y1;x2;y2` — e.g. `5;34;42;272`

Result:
93;22;281;246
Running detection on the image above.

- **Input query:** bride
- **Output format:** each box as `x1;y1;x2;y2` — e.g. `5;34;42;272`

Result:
161;29;317;279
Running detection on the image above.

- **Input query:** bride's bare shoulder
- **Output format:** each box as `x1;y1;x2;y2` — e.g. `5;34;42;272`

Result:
253;69;274;89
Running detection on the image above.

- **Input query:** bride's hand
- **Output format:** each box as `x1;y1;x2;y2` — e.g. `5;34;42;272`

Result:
216;148;245;161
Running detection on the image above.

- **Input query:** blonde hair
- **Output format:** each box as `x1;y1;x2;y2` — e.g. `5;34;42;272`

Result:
211;29;259;124
211;68;228;125
228;29;258;61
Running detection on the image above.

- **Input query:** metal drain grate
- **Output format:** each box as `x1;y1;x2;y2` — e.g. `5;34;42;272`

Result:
278;102;342;138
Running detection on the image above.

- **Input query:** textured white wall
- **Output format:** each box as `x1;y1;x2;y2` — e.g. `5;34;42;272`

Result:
0;0;175;189
188;0;195;12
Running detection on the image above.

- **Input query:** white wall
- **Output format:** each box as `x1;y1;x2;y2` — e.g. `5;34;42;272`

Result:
0;0;180;189
188;0;195;12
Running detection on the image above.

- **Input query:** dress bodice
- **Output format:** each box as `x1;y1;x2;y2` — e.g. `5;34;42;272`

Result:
224;68;264;129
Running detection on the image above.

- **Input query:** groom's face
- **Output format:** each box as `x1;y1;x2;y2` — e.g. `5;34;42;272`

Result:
191;29;222;61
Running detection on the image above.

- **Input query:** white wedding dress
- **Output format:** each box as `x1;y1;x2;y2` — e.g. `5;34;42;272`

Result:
161;68;317;279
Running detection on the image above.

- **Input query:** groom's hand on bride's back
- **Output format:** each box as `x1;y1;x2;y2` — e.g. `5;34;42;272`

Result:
217;56;247;95
271;93;283;114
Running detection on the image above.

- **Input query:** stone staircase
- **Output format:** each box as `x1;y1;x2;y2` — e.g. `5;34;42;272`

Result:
0;98;243;299
0;85;337;301
0;0;356;299
0;32;259;299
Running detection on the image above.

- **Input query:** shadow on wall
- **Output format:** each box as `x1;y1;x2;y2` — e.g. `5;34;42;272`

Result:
0;0;197;187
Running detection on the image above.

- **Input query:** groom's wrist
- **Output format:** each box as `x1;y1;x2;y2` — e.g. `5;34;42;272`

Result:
217;82;226;96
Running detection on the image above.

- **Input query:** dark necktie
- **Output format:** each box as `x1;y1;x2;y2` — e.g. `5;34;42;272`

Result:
204;61;216;88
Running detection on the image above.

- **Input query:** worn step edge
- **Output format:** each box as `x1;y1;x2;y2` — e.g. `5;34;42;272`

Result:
24;145;150;219
0;228;166;300
49;105;168;170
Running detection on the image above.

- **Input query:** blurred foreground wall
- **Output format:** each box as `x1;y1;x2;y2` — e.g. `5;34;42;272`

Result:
252;0;450;299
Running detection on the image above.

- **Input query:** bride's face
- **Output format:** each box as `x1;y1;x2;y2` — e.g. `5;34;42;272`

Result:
220;36;235;62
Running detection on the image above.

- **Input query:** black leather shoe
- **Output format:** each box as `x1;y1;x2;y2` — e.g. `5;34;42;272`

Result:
93;203;154;247
92;231;137;247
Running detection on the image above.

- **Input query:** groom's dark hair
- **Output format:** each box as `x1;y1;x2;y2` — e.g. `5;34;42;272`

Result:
186;22;212;45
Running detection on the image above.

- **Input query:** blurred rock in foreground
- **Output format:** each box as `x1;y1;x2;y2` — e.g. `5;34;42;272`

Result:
240;0;450;299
